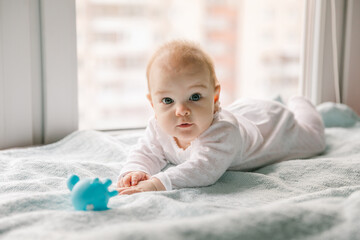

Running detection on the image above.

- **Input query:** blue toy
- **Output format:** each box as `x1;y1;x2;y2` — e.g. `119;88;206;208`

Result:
67;175;118;211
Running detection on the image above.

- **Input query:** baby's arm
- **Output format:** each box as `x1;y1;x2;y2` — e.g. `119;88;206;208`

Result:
117;118;168;190
154;122;242;190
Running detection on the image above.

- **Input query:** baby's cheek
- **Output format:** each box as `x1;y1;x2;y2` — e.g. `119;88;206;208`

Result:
157;116;175;134
201;108;215;128
200;104;214;117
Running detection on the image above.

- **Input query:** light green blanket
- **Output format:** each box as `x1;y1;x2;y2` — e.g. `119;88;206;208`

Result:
1;123;360;239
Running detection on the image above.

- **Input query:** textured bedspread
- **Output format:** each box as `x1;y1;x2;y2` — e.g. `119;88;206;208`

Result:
1;123;360;240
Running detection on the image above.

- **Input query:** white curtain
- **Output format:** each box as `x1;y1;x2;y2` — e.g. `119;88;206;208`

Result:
301;0;360;114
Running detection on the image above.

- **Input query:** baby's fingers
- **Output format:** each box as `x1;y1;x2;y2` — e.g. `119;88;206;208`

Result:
117;187;142;195
122;175;132;187
131;175;139;186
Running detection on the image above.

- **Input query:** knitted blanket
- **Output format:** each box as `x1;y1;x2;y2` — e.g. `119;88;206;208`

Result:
1;123;360;239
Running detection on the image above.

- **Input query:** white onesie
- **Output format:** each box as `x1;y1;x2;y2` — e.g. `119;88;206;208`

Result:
119;97;326;191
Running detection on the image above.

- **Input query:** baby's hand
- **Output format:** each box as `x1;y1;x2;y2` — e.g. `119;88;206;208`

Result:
117;171;151;188
117;178;165;195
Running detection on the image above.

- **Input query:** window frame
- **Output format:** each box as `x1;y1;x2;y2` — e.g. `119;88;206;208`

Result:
0;0;35;149
40;0;78;144
0;0;78;149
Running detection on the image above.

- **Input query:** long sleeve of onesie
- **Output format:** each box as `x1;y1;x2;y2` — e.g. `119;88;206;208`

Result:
118;118;168;179
152;121;242;191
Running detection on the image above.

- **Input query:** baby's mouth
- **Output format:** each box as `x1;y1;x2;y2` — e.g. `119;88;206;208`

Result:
177;123;193;128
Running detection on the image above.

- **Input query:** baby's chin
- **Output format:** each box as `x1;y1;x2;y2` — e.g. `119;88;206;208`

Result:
173;132;201;145
175;123;212;139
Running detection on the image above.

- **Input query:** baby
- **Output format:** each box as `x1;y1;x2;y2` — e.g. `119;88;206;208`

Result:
117;40;326;195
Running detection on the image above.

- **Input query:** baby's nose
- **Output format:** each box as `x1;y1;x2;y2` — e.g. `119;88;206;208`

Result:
175;103;190;116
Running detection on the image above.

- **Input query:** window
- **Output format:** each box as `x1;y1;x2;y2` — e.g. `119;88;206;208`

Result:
76;0;305;130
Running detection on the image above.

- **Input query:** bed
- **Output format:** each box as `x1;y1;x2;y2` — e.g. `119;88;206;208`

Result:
1;104;360;240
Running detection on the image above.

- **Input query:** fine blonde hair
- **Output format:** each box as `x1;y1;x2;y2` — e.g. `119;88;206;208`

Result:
146;40;219;89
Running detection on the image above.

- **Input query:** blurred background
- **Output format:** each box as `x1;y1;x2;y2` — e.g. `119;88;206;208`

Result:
76;0;305;130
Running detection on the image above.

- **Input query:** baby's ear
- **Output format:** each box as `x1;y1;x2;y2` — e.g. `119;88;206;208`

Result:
146;93;154;108
214;85;221;113
214;85;220;103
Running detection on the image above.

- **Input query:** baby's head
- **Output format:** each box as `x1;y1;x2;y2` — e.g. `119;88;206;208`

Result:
146;40;221;149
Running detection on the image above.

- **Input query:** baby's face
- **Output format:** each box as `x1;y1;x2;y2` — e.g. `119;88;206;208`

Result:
147;61;219;149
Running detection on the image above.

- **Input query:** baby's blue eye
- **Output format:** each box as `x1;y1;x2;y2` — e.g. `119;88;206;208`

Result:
189;93;201;101
162;97;174;104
